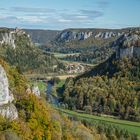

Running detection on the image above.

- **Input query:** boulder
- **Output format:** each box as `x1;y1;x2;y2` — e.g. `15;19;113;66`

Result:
31;85;40;97
0;104;18;120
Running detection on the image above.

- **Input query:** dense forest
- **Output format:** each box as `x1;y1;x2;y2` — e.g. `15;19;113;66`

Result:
62;55;140;121
60;46;114;64
62;31;140;121
0;58;139;140
43;34;117;66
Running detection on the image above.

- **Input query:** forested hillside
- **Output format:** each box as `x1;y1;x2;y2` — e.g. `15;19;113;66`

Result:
0;28;139;139
0;28;63;73
62;30;140;122
42;28;139;65
0;58;139;140
0;58;96;140
24;29;60;45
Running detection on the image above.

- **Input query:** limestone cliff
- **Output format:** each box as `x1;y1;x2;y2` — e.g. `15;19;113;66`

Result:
0;65;18;120
58;31;93;42
115;30;140;59
95;31;121;39
26;85;40;97
0;28;30;48
32;85;40;97
1;32;16;48
56;29;122;42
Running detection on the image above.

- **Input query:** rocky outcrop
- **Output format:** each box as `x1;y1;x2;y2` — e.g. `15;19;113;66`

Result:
56;30;122;42
0;32;16;48
0;65;18;120
0;65;13;105
0;104;18;120
26;85;40;97
115;31;140;59
32;85;40;97
58;31;93;42
0;28;29;48
118;47;140;59
95;32;121;39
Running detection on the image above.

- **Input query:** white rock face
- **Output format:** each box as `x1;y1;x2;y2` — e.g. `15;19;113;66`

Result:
0;65;14;105
115;32;140;59
32;85;40;97
0;104;18;120
59;31;93;41
26;85;40;97
0;28;30;48
95;32;121;39
1;32;16;48
58;30;122;42
0;65;18;119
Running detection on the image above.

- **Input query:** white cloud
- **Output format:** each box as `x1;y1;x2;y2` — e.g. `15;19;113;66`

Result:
10;7;56;13
58;19;72;23
0;6;104;29
20;16;45;23
75;15;88;19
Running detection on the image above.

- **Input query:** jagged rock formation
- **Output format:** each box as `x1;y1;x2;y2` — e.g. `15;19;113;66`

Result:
58;31;93;42
0;65;13;105
26;85;40;97
115;30;140;59
95;31;121;39
55;29;123;43
0;65;18;120
0;28;29;48
0;27;60;73
31;85;40;97
0;32;16;48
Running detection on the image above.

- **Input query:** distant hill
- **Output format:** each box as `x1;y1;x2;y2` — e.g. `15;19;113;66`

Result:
0;28;63;73
23;27;140;67
78;29;140;78
23;27;138;47
24;29;60;45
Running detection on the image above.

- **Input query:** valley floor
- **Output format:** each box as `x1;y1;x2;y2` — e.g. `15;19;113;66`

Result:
55;107;140;136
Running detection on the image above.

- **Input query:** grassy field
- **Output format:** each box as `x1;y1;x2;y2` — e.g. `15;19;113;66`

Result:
25;73;77;80
47;74;77;80
51;52;96;67
61;59;96;67
55;108;140;136
31;81;46;93
52;52;80;58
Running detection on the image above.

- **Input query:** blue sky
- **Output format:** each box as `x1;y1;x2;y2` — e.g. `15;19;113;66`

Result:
0;0;140;29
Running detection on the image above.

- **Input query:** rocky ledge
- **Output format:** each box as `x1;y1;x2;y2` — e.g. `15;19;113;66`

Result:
115;31;140;59
57;30;122;42
0;65;18;120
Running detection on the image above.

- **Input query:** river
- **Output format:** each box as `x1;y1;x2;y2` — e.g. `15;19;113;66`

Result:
46;81;58;106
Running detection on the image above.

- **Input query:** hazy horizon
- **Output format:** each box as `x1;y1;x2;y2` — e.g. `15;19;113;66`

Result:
0;26;140;30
